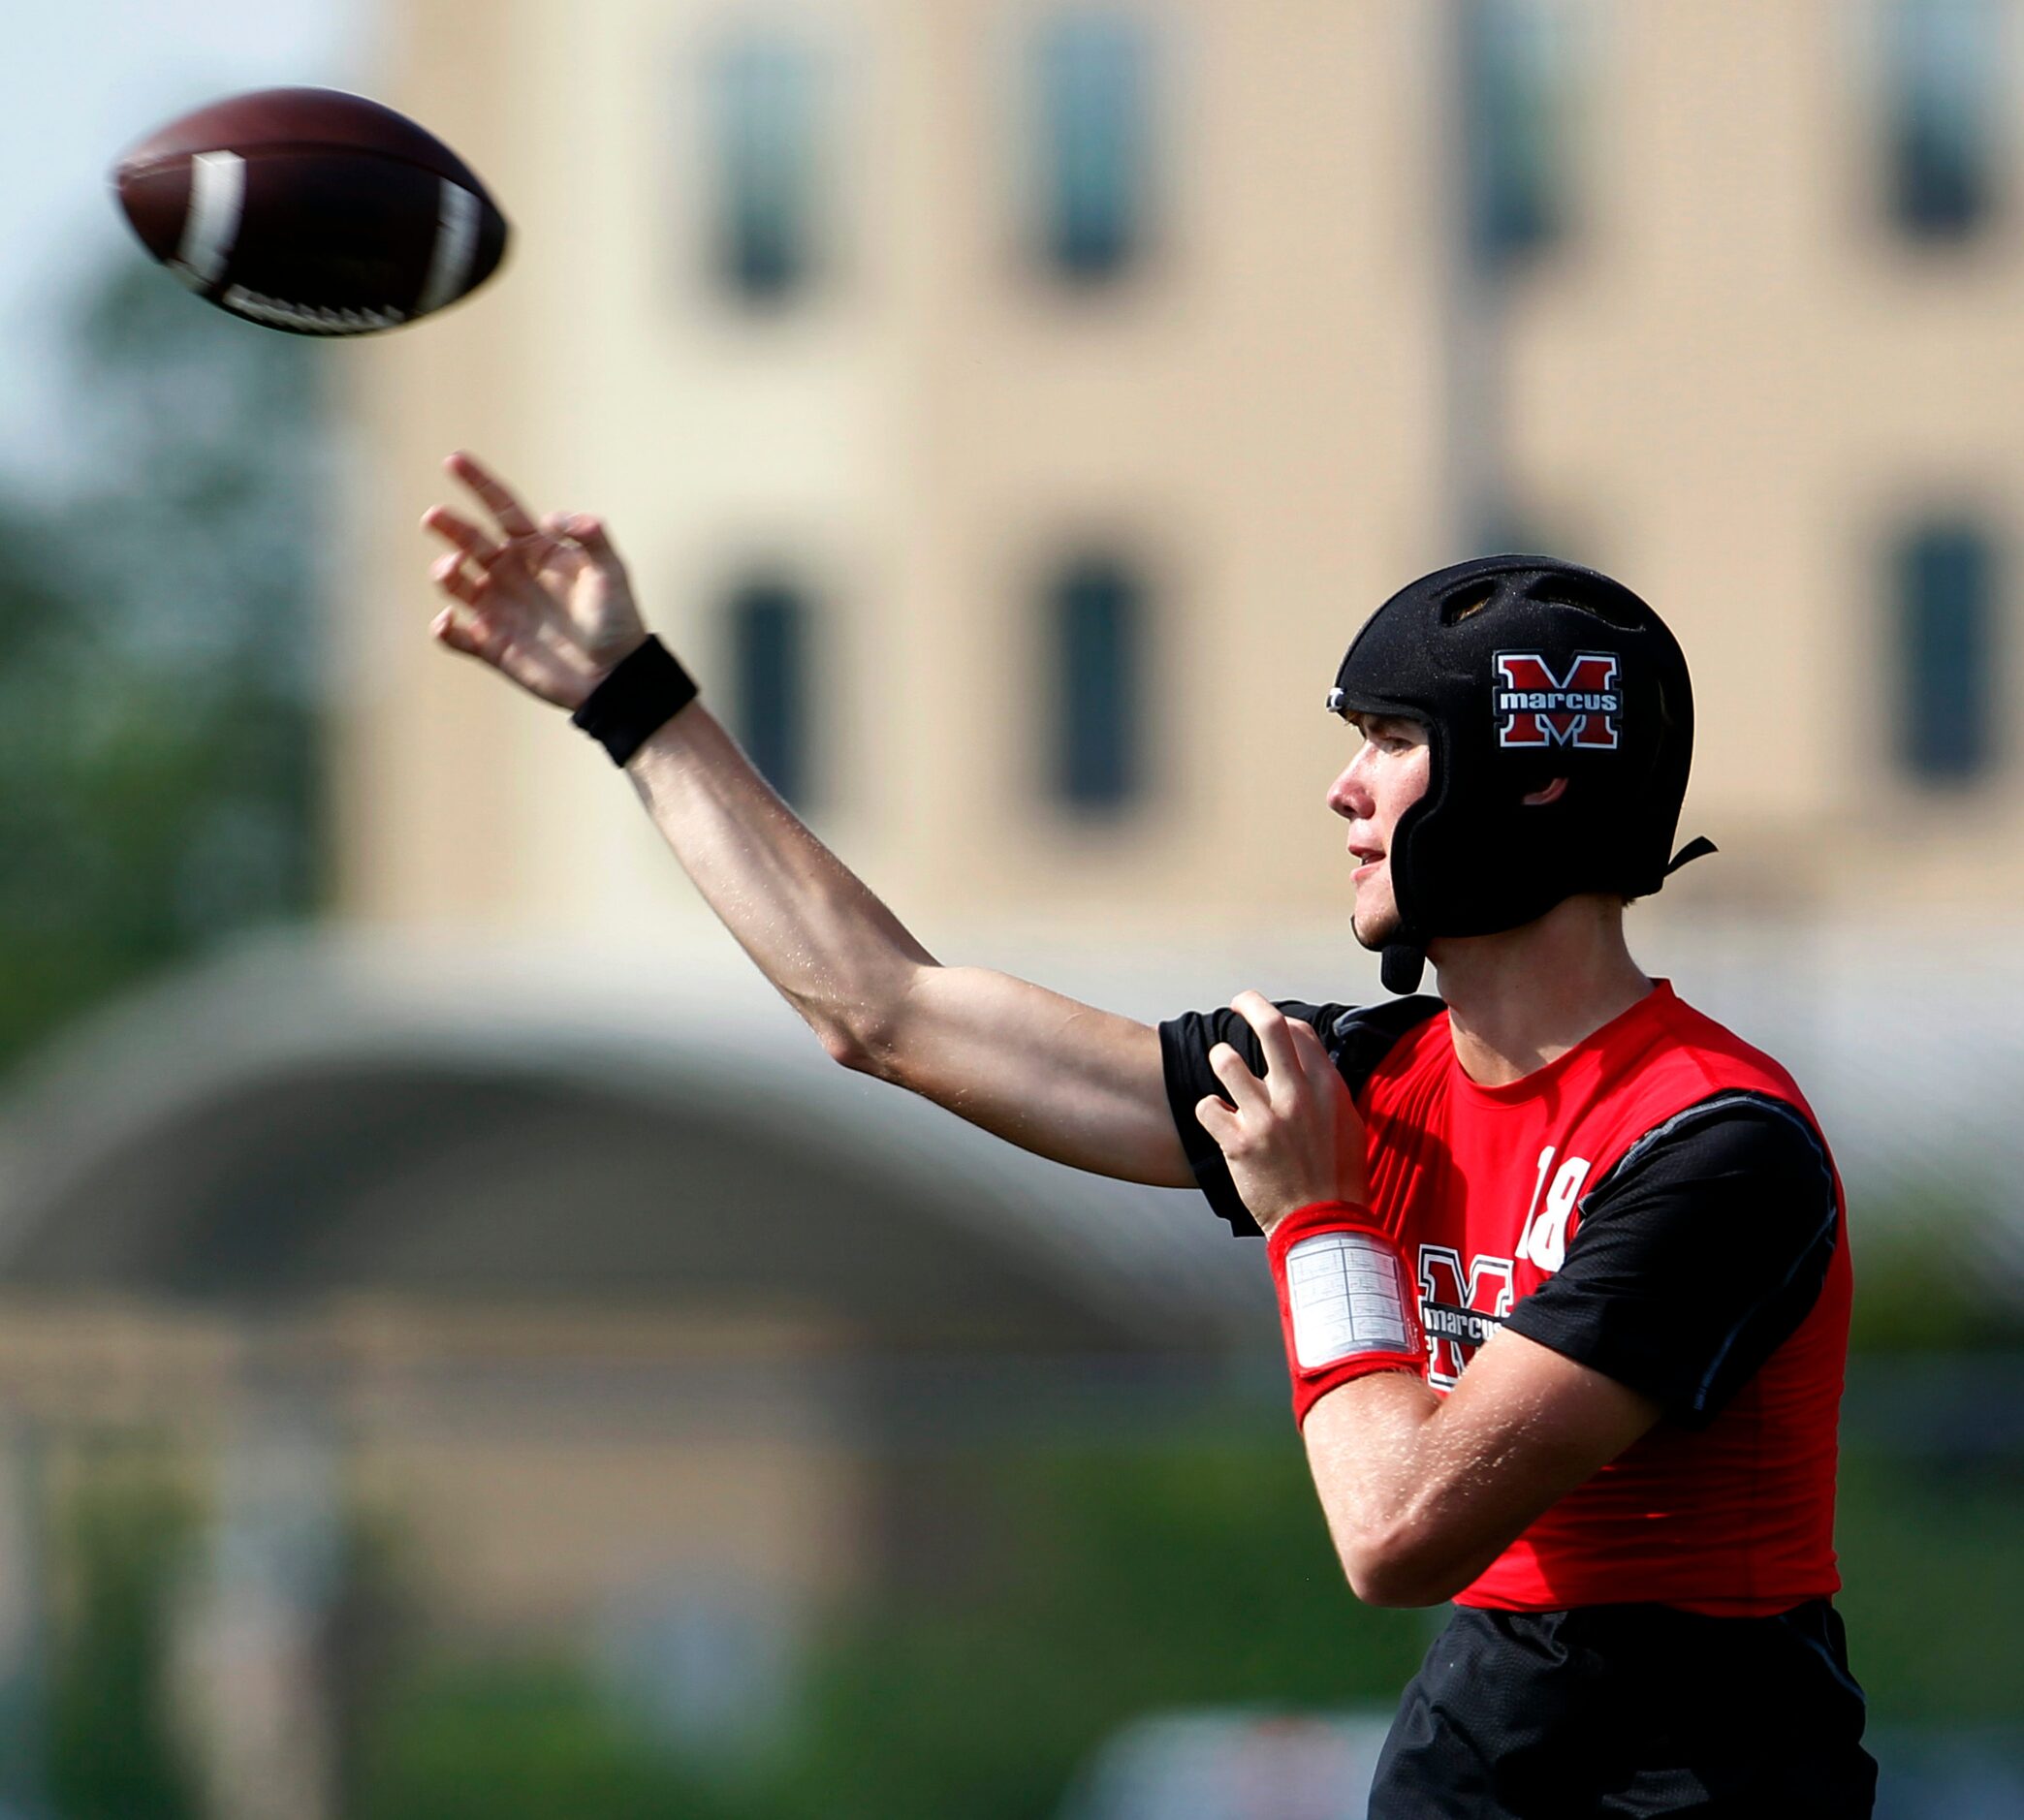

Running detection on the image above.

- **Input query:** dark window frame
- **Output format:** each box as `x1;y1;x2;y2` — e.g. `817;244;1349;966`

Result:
1892;519;2001;786
1032;11;1155;285
726;577;817;807
1462;0;1580;274
706;33;825;304
1047;551;1150;812
1882;0;2004;242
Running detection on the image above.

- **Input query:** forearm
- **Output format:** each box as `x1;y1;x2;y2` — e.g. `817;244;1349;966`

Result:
624;704;932;1063
1299;1372;1502;1608
1296;1332;1660;1608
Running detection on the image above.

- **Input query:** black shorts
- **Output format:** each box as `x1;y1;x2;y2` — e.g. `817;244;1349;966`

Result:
1369;1600;1878;1819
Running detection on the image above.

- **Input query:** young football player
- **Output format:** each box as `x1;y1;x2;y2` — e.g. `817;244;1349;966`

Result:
424;454;1875;1816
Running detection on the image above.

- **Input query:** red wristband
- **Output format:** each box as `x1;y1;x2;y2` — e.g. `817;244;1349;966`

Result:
1267;1200;1426;1427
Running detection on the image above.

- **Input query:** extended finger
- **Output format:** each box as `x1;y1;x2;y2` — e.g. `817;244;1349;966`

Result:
1232;990;1302;1088
431;602;487;657
429;550;487;607
422;504;502;566
446;450;540;540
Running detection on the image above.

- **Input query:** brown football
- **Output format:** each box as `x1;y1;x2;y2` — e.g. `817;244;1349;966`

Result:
111;86;510;336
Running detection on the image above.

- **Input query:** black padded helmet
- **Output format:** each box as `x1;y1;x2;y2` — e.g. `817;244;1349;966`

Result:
1327;554;1712;993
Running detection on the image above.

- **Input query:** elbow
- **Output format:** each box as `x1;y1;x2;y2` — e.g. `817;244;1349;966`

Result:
803;958;936;1084
813;1016;891;1079
815;1024;868;1071
1337;1523;1466;1611
807;994;909;1083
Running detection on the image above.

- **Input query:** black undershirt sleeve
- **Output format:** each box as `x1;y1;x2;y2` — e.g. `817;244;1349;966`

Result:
1158;995;1443;1238
1502;1091;1840;1428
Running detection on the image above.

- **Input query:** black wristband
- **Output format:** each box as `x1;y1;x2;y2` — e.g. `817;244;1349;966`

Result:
571;636;699;767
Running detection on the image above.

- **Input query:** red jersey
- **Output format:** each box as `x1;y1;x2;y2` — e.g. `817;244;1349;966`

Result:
1163;981;1850;1617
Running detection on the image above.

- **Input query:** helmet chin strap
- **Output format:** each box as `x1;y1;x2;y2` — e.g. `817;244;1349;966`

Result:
1665;835;1718;875
1380;942;1427;995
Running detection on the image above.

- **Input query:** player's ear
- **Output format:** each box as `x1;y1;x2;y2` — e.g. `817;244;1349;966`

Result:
1521;777;1570;807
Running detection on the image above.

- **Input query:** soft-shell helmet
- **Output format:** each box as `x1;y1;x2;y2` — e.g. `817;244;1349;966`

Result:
1327;554;1712;993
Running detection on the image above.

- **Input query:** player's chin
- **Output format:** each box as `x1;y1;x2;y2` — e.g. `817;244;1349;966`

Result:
1350;896;1404;954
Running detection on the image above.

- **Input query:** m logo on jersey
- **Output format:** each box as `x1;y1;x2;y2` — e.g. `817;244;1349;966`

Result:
1493;652;1622;750
1417;1247;1516;1390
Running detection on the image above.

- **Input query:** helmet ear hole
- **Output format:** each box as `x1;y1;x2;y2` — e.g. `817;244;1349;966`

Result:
1521;776;1570;807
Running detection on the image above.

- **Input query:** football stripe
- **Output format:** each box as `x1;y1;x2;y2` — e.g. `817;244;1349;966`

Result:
415;178;481;316
174;150;246;288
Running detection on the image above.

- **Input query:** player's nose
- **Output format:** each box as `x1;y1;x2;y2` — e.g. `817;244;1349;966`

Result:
1326;756;1372;821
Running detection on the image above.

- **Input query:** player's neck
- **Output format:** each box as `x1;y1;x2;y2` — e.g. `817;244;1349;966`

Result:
1429;896;1652;1088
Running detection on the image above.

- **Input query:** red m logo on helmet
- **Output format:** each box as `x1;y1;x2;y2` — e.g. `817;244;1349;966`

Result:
1493;652;1622;750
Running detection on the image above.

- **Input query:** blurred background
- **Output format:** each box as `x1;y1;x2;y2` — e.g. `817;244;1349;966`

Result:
2;0;2023;1815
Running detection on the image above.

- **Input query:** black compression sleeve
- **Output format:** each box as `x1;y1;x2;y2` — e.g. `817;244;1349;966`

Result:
1502;1092;1839;1428
1158;1000;1340;1238
1157;995;1442;1239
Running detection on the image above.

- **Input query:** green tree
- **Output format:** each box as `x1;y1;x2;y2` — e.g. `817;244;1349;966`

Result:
0;263;327;1073
44;1459;200;1820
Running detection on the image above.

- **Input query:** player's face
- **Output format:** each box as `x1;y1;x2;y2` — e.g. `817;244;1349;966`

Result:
1326;715;1432;949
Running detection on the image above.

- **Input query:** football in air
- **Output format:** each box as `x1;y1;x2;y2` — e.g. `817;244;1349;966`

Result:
111;86;510;336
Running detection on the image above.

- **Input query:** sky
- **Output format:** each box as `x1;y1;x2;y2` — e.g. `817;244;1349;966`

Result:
1;0;362;487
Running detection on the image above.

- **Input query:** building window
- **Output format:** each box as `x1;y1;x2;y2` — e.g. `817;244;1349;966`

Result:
1462;0;1580;271
1049;555;1146;810
1895;522;1998;784
707;35;822;302
1033;13;1153;283
1884;0;2002;240
728;580;813;805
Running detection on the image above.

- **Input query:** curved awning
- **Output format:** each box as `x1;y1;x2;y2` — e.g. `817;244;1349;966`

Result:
0;934;1270;1354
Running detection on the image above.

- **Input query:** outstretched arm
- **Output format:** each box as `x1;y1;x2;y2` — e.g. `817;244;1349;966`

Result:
422;453;1190;1187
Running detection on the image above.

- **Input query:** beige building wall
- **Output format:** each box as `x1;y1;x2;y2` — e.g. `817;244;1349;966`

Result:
337;0;2024;950
1501;0;2024;915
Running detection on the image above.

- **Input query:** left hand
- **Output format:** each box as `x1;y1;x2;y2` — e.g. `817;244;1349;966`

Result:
1195;991;1371;1235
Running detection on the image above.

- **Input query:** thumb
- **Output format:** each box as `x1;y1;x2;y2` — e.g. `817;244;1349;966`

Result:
565;514;619;560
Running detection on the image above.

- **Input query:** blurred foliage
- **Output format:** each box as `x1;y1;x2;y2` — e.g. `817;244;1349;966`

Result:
1835;1444;2024;1726
354;1660;736;1820
0;263;325;1079
48;1428;2024;1819
44;1453;200;1820
355;1437;1426;1820
349;1428;2024;1820
1849;1195;2024;1354
770;1440;1425;1820
38;1445;413;1820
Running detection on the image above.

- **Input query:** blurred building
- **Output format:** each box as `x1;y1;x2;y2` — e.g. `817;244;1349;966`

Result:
6;2;2024;1812
347;0;2024;938
0;935;1257;1818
